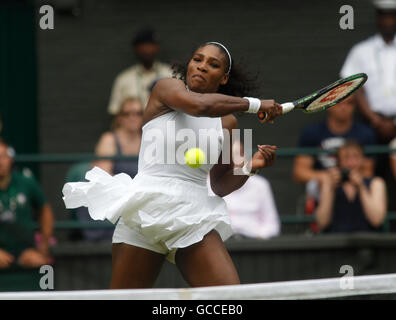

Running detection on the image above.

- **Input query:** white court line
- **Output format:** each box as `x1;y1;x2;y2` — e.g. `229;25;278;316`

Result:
1;273;396;300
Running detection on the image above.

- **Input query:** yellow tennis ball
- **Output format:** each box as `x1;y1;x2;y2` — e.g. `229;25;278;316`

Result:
184;148;206;168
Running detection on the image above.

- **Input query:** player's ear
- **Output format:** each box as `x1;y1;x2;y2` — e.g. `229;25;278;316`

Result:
220;73;229;86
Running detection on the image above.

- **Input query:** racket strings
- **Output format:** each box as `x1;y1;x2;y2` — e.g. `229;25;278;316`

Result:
306;78;365;112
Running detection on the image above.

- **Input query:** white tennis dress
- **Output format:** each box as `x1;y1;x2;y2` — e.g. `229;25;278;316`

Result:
62;110;233;263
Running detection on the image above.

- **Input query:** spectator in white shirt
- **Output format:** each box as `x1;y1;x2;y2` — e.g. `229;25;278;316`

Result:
340;0;396;143
107;27;173;114
208;140;280;239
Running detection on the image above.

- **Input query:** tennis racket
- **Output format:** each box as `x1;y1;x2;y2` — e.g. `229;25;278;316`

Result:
258;73;368;120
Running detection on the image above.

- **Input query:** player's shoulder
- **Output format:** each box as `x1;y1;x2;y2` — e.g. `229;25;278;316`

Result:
156;77;183;85
153;78;185;91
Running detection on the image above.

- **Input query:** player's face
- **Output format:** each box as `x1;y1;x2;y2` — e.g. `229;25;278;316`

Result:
0;144;13;178
186;44;229;93
119;100;144;132
338;147;364;171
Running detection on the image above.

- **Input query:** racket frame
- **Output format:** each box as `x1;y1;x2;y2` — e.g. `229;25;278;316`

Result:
292;72;368;113
257;73;368;120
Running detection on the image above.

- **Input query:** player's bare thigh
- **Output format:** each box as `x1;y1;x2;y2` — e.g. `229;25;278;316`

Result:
110;243;165;289
175;230;240;287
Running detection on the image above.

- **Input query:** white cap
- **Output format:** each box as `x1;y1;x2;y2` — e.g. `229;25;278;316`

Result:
373;0;396;10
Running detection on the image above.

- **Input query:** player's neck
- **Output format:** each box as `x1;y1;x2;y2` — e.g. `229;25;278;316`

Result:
327;116;352;134
0;173;11;190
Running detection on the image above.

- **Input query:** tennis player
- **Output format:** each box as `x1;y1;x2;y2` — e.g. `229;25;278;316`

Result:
63;41;282;288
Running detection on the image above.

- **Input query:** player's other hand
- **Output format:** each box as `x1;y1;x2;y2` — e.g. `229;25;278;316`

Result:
251;145;277;171
259;100;283;124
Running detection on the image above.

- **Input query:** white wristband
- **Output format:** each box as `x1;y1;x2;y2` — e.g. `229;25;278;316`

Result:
243;97;261;113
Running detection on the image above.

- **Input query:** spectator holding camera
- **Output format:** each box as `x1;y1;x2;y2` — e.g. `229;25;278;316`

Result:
293;96;377;232
315;140;387;233
293;95;376;185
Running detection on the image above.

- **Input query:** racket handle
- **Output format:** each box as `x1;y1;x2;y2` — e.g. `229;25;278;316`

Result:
281;102;295;114
257;102;295;120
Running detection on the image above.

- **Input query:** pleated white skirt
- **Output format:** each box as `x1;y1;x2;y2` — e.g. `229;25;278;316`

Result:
62;167;233;263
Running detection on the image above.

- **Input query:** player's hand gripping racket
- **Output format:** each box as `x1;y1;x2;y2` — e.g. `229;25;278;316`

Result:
258;73;368;121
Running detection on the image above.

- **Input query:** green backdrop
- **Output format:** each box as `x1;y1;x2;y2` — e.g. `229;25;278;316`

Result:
0;0;38;167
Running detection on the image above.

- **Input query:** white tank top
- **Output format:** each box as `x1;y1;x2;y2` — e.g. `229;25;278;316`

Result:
138;110;224;186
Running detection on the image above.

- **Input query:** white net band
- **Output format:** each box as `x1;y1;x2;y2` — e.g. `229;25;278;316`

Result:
1;273;396;300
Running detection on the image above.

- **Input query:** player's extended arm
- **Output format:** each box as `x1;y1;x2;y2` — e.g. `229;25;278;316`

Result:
153;78;281;120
